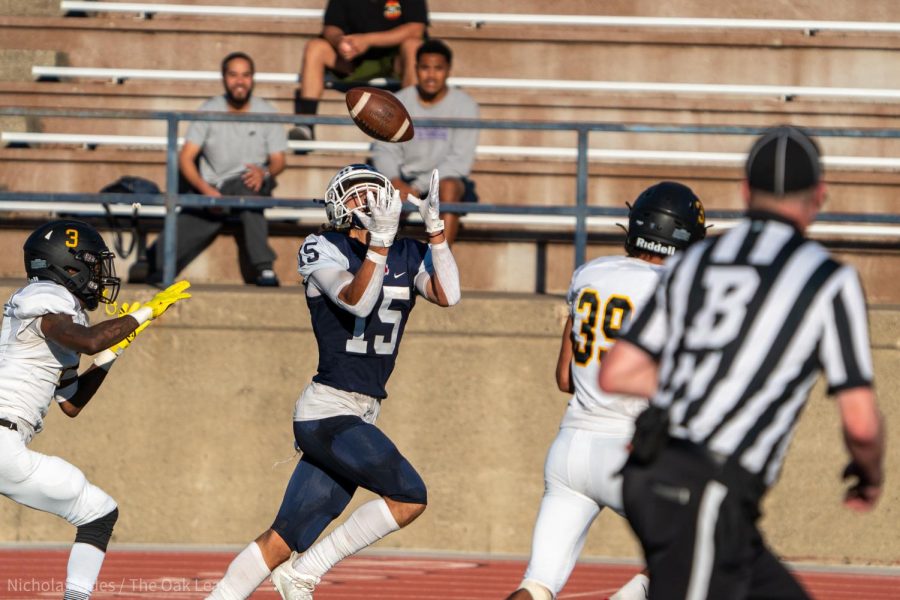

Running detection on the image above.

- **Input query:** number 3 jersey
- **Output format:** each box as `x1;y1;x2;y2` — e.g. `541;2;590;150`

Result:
0;282;88;435
562;255;665;434
298;232;430;399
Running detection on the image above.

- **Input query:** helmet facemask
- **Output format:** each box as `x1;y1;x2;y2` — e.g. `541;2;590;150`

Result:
324;165;395;230
55;248;120;311
78;248;120;310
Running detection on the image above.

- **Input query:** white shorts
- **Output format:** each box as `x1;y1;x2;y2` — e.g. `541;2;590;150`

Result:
0;427;117;527
523;426;631;596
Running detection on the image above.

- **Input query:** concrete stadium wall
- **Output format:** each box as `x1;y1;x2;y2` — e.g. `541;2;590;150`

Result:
0;283;897;566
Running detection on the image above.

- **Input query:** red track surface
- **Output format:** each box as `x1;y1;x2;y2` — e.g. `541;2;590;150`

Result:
2;548;898;599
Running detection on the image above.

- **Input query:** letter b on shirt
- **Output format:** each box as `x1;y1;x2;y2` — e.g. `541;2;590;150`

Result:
686;266;759;349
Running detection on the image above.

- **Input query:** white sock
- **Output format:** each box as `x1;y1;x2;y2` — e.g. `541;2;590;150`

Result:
609;573;650;600
207;542;271;600
292;499;400;578
64;542;105;599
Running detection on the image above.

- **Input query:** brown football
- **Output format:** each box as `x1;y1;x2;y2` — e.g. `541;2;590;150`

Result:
345;87;414;143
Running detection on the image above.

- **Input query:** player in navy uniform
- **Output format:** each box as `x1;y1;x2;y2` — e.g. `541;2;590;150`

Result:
207;164;460;600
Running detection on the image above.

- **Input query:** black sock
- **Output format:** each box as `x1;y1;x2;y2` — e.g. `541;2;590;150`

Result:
294;90;318;115
294;92;318;136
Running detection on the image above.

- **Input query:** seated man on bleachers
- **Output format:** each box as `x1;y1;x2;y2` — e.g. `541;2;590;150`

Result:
371;39;479;245
141;51;287;287
289;0;428;141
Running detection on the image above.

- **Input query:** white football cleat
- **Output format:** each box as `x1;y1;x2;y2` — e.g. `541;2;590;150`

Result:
271;555;320;600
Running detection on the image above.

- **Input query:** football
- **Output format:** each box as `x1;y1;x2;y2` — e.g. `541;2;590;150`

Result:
345;87;414;143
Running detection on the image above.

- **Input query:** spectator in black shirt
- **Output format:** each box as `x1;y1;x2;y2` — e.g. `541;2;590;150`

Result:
290;0;428;142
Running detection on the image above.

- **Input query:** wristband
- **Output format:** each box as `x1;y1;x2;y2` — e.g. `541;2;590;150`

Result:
92;349;118;372
366;250;388;265
131;306;153;325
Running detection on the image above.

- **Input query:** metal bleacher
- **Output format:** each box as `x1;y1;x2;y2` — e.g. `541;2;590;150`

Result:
3;2;900;287
7;132;900;173
29;65;900;103
58;2;900;35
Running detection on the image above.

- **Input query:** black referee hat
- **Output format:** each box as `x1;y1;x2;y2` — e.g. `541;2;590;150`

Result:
745;125;822;195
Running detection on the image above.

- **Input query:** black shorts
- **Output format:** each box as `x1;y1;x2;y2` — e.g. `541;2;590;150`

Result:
621;441;811;600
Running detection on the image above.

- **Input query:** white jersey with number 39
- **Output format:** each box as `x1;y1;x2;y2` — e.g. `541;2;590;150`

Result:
562;256;665;434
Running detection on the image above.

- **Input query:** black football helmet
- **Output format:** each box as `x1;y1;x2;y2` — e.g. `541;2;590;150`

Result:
23;219;120;311
624;181;707;258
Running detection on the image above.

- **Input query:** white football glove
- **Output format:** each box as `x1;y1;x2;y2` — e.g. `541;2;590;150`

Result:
356;187;402;247
406;169;444;235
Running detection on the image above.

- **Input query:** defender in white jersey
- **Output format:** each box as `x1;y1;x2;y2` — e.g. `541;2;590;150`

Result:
506;182;707;600
0;219;190;600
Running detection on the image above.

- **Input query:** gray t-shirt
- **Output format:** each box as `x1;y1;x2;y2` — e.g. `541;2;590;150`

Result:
371;86;480;193
185;95;287;187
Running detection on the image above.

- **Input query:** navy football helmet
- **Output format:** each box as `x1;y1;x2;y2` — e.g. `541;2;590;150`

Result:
23;219;120;310
624;181;707;258
324;164;395;229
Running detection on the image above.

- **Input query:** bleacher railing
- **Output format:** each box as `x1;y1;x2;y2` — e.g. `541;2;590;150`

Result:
2;106;900;287
58;2;900;34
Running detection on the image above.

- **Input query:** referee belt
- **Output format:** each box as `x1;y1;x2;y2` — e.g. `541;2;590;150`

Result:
0;418;18;432
667;437;767;503
669;437;728;465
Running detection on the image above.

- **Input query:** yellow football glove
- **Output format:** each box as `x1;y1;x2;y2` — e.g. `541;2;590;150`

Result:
93;300;156;370
144;280;192;319
110;301;152;355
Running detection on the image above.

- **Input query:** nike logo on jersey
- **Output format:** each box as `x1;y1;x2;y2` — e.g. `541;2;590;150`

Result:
392;272;406;279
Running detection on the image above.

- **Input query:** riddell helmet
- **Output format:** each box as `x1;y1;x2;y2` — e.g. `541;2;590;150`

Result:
624;181;707;258
323;164;395;229
23;219;120;311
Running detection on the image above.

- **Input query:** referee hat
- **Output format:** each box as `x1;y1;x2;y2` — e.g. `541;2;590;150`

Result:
746;125;822;195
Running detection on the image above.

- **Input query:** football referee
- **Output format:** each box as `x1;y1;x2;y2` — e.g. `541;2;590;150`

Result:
599;125;885;600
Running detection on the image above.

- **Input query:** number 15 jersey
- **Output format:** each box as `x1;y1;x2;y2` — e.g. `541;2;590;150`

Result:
562;256;665;434
298;232;429;399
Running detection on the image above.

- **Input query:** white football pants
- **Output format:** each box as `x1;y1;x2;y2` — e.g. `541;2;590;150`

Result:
0;427;117;527
523;426;631;596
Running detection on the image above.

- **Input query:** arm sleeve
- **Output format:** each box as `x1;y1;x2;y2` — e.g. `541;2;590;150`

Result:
437;95;479;179
297;234;384;317
414;241;460;306
818;268;874;394
308;268;385;317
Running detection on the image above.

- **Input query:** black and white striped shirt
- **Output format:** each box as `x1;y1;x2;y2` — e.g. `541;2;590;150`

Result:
624;211;874;486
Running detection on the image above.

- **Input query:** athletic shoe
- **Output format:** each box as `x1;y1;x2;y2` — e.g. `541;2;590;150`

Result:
271;557;319;600
288;125;314;141
255;269;280;287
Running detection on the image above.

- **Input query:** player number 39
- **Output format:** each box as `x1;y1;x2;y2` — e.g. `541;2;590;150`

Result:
572;289;633;366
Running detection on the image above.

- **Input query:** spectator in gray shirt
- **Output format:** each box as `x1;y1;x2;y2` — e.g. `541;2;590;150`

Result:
372;39;479;245
143;52;287;287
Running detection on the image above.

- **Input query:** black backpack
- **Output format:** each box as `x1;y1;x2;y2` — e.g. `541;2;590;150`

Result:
99;176;161;260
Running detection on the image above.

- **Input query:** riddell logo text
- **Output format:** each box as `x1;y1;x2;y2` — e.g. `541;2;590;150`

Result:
635;237;675;256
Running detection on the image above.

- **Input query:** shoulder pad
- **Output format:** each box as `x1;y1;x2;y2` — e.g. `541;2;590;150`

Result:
297;233;351;281
5;282;79;320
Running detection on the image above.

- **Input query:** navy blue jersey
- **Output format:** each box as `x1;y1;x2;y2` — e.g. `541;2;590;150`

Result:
298;232;428;399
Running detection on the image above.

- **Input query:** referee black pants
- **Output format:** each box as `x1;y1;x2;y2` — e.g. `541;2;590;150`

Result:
621;441;810;600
